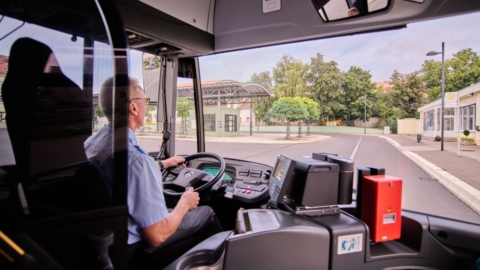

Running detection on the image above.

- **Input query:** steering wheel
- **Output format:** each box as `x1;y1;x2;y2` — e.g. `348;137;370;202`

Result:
162;152;226;197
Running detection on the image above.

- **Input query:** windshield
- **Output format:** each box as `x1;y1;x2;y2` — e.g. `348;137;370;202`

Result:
196;12;480;224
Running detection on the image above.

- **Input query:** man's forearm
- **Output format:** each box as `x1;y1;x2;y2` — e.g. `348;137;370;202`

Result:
141;202;189;247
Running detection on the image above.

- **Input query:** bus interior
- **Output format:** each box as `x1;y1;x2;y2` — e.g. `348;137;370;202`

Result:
1;0;480;269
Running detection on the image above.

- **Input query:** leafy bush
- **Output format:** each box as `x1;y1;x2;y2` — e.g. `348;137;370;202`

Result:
386;119;397;134
463;130;470;137
435;135;441;141
344;120;355;127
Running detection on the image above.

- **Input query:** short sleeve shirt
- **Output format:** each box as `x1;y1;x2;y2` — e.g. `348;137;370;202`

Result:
84;125;169;244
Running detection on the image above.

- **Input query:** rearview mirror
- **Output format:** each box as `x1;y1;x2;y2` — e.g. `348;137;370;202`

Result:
313;0;390;21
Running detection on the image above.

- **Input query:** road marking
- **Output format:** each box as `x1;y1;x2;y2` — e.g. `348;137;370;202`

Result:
350;136;362;160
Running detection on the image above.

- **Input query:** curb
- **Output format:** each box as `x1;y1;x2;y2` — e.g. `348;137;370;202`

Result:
178;135;332;144
135;134;332;144
380;136;480;215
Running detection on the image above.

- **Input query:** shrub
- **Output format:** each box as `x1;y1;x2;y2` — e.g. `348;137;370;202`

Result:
463;130;470;137
386;119;397;134
435;135;441;141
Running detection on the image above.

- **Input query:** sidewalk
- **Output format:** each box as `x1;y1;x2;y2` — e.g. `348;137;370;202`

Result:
382;134;480;214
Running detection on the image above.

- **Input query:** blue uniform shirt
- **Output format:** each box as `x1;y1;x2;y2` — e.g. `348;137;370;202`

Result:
85;125;169;244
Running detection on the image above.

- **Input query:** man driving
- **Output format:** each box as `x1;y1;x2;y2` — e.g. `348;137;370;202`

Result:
84;77;222;265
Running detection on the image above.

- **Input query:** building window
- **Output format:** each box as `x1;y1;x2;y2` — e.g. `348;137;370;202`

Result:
444;108;455;131
424;109;434;131
204;114;216;132
460;104;476;131
436;108;455;131
225;114;237;132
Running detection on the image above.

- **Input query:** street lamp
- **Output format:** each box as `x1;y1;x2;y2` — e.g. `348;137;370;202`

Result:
426;42;445;151
364;93;366;135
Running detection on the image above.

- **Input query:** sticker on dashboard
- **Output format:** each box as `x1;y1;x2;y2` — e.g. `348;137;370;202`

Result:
337;233;363;255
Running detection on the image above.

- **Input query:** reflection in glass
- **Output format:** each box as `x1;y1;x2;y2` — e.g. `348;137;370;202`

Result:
315;0;389;21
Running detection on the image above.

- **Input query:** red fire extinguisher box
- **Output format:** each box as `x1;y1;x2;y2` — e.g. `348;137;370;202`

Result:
361;175;403;243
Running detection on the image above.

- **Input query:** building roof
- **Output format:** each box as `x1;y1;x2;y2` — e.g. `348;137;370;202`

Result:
375;81;393;93
177;79;274;105
143;67;273;105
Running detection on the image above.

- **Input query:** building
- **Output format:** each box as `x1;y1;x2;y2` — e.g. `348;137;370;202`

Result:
176;79;273;137
375;81;393;93
417;82;479;145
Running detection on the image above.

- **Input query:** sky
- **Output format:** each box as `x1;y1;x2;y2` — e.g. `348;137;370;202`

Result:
198;11;480;83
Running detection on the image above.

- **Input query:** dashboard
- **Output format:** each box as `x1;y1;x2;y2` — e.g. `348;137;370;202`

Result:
188;157;273;204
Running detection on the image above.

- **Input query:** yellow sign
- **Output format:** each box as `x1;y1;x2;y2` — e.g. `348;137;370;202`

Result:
444;92;458;108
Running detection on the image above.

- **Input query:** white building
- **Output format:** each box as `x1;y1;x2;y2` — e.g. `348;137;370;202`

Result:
417;82;479;145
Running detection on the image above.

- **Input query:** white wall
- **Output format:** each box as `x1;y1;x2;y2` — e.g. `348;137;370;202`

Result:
397;118;420;135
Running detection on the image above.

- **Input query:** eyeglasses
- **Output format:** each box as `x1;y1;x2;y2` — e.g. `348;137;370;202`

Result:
129;97;150;105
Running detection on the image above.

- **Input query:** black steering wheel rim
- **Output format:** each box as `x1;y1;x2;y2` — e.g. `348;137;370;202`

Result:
162;152;226;197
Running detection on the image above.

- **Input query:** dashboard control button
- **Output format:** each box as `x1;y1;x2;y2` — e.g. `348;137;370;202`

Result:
250;170;262;178
239;170;250;176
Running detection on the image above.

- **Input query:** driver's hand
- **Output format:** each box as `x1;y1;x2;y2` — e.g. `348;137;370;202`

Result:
179;187;199;211
163;156;186;169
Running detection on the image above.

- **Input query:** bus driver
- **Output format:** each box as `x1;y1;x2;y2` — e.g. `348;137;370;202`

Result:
84;77;222;263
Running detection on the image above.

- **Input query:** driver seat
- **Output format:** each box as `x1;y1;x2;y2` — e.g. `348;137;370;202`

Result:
128;237;202;270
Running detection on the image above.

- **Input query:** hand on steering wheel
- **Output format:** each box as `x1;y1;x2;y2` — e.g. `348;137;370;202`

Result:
162;152;226;197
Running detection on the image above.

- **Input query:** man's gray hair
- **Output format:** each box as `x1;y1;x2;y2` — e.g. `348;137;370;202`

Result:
99;77;140;121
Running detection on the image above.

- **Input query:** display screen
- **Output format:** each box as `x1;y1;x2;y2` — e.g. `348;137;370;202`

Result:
271;158;288;187
269;155;296;204
202;167;233;181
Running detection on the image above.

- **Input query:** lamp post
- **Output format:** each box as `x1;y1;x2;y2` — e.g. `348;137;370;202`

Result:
427;42;445;151
364;93;366;134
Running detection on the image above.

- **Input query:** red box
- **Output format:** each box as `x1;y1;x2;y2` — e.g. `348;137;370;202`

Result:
360;175;402;243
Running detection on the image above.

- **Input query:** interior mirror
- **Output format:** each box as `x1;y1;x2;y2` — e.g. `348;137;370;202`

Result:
313;0;390;21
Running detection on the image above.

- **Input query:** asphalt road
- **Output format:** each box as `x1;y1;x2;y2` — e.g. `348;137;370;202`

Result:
165;133;480;224
2;128;479;224
0;129;14;166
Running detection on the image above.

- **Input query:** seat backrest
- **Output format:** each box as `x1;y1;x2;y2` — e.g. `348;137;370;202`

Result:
2;38;110;216
2;38;91;182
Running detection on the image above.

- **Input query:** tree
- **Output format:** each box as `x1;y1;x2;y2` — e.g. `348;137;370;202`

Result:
251;71;273;89
145;105;155;123
271;54;308;98
388;70;427;118
95;104;104;118
143;55;161;69
251;71;275;124
268;97;308;139
447;49;480;91
375;70;427;132
298;97;320;136
306;53;345;123
176;98;194;135
420;59;442;100
340;67;376;125
420;48;480;101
